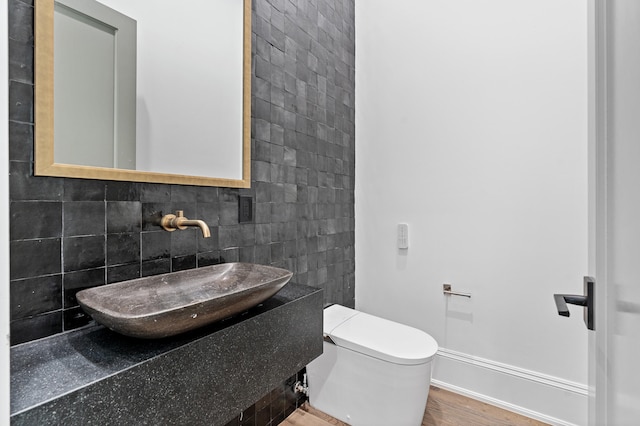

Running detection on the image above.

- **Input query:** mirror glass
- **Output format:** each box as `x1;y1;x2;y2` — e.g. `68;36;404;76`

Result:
35;0;252;187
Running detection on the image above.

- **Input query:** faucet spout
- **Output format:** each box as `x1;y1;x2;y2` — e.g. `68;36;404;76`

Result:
179;219;211;238
160;210;211;238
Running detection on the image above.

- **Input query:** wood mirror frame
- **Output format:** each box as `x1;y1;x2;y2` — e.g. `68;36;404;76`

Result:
34;0;252;188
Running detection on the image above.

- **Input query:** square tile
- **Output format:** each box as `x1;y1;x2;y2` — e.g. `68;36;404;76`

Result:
10;275;62;320
63;201;105;237
10;238;61;280
63;235;105;272
11;201;62;240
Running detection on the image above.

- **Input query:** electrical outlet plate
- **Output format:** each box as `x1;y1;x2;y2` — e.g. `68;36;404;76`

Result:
238;196;253;223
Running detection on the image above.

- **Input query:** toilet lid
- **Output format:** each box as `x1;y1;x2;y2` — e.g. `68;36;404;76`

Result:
324;306;438;365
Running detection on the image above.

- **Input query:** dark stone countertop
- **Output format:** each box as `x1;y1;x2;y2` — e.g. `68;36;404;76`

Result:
11;282;320;417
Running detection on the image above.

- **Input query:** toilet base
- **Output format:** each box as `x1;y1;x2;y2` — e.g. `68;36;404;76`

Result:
307;342;432;426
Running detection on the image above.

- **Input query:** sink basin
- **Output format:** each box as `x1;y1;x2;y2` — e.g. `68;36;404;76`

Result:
76;263;293;338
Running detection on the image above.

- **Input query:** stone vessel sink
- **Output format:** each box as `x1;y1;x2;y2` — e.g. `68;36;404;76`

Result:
76;263;293;338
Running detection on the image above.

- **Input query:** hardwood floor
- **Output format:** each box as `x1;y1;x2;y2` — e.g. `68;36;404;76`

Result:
281;404;348;426
281;386;549;426
423;387;548;426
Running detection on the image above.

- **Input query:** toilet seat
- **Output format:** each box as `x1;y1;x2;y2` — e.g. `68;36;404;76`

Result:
323;305;438;366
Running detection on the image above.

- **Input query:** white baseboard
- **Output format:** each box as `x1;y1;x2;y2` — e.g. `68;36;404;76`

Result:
433;348;588;426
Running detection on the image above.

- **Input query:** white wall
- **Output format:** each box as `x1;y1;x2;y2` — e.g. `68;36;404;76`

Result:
2;1;11;420
355;1;588;425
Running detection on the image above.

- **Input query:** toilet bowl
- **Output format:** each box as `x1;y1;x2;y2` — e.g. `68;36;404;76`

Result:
306;304;439;426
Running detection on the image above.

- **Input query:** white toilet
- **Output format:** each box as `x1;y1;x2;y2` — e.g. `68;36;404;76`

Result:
306;304;439;426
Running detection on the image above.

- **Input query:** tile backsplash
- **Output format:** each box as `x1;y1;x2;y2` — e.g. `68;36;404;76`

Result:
8;0;356;345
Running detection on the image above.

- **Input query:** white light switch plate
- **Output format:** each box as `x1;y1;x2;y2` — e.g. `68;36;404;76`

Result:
397;223;409;249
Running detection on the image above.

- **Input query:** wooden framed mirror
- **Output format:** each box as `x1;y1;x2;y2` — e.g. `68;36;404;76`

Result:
34;0;252;187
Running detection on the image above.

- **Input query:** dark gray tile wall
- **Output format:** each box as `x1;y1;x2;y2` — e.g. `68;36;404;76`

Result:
8;0;355;346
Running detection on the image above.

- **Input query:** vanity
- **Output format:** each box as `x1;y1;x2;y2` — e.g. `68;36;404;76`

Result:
10;283;322;425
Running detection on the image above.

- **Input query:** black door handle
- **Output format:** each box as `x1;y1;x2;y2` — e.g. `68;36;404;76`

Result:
553;277;595;330
554;294;587;316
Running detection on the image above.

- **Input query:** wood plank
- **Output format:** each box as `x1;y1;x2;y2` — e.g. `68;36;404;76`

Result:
280;409;336;426
422;387;549;426
301;403;350;426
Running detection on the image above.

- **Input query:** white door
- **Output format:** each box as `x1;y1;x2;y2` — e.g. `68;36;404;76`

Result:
53;0;136;169
590;1;640;424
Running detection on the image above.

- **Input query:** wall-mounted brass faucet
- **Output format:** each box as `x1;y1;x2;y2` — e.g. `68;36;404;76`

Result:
160;210;211;238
